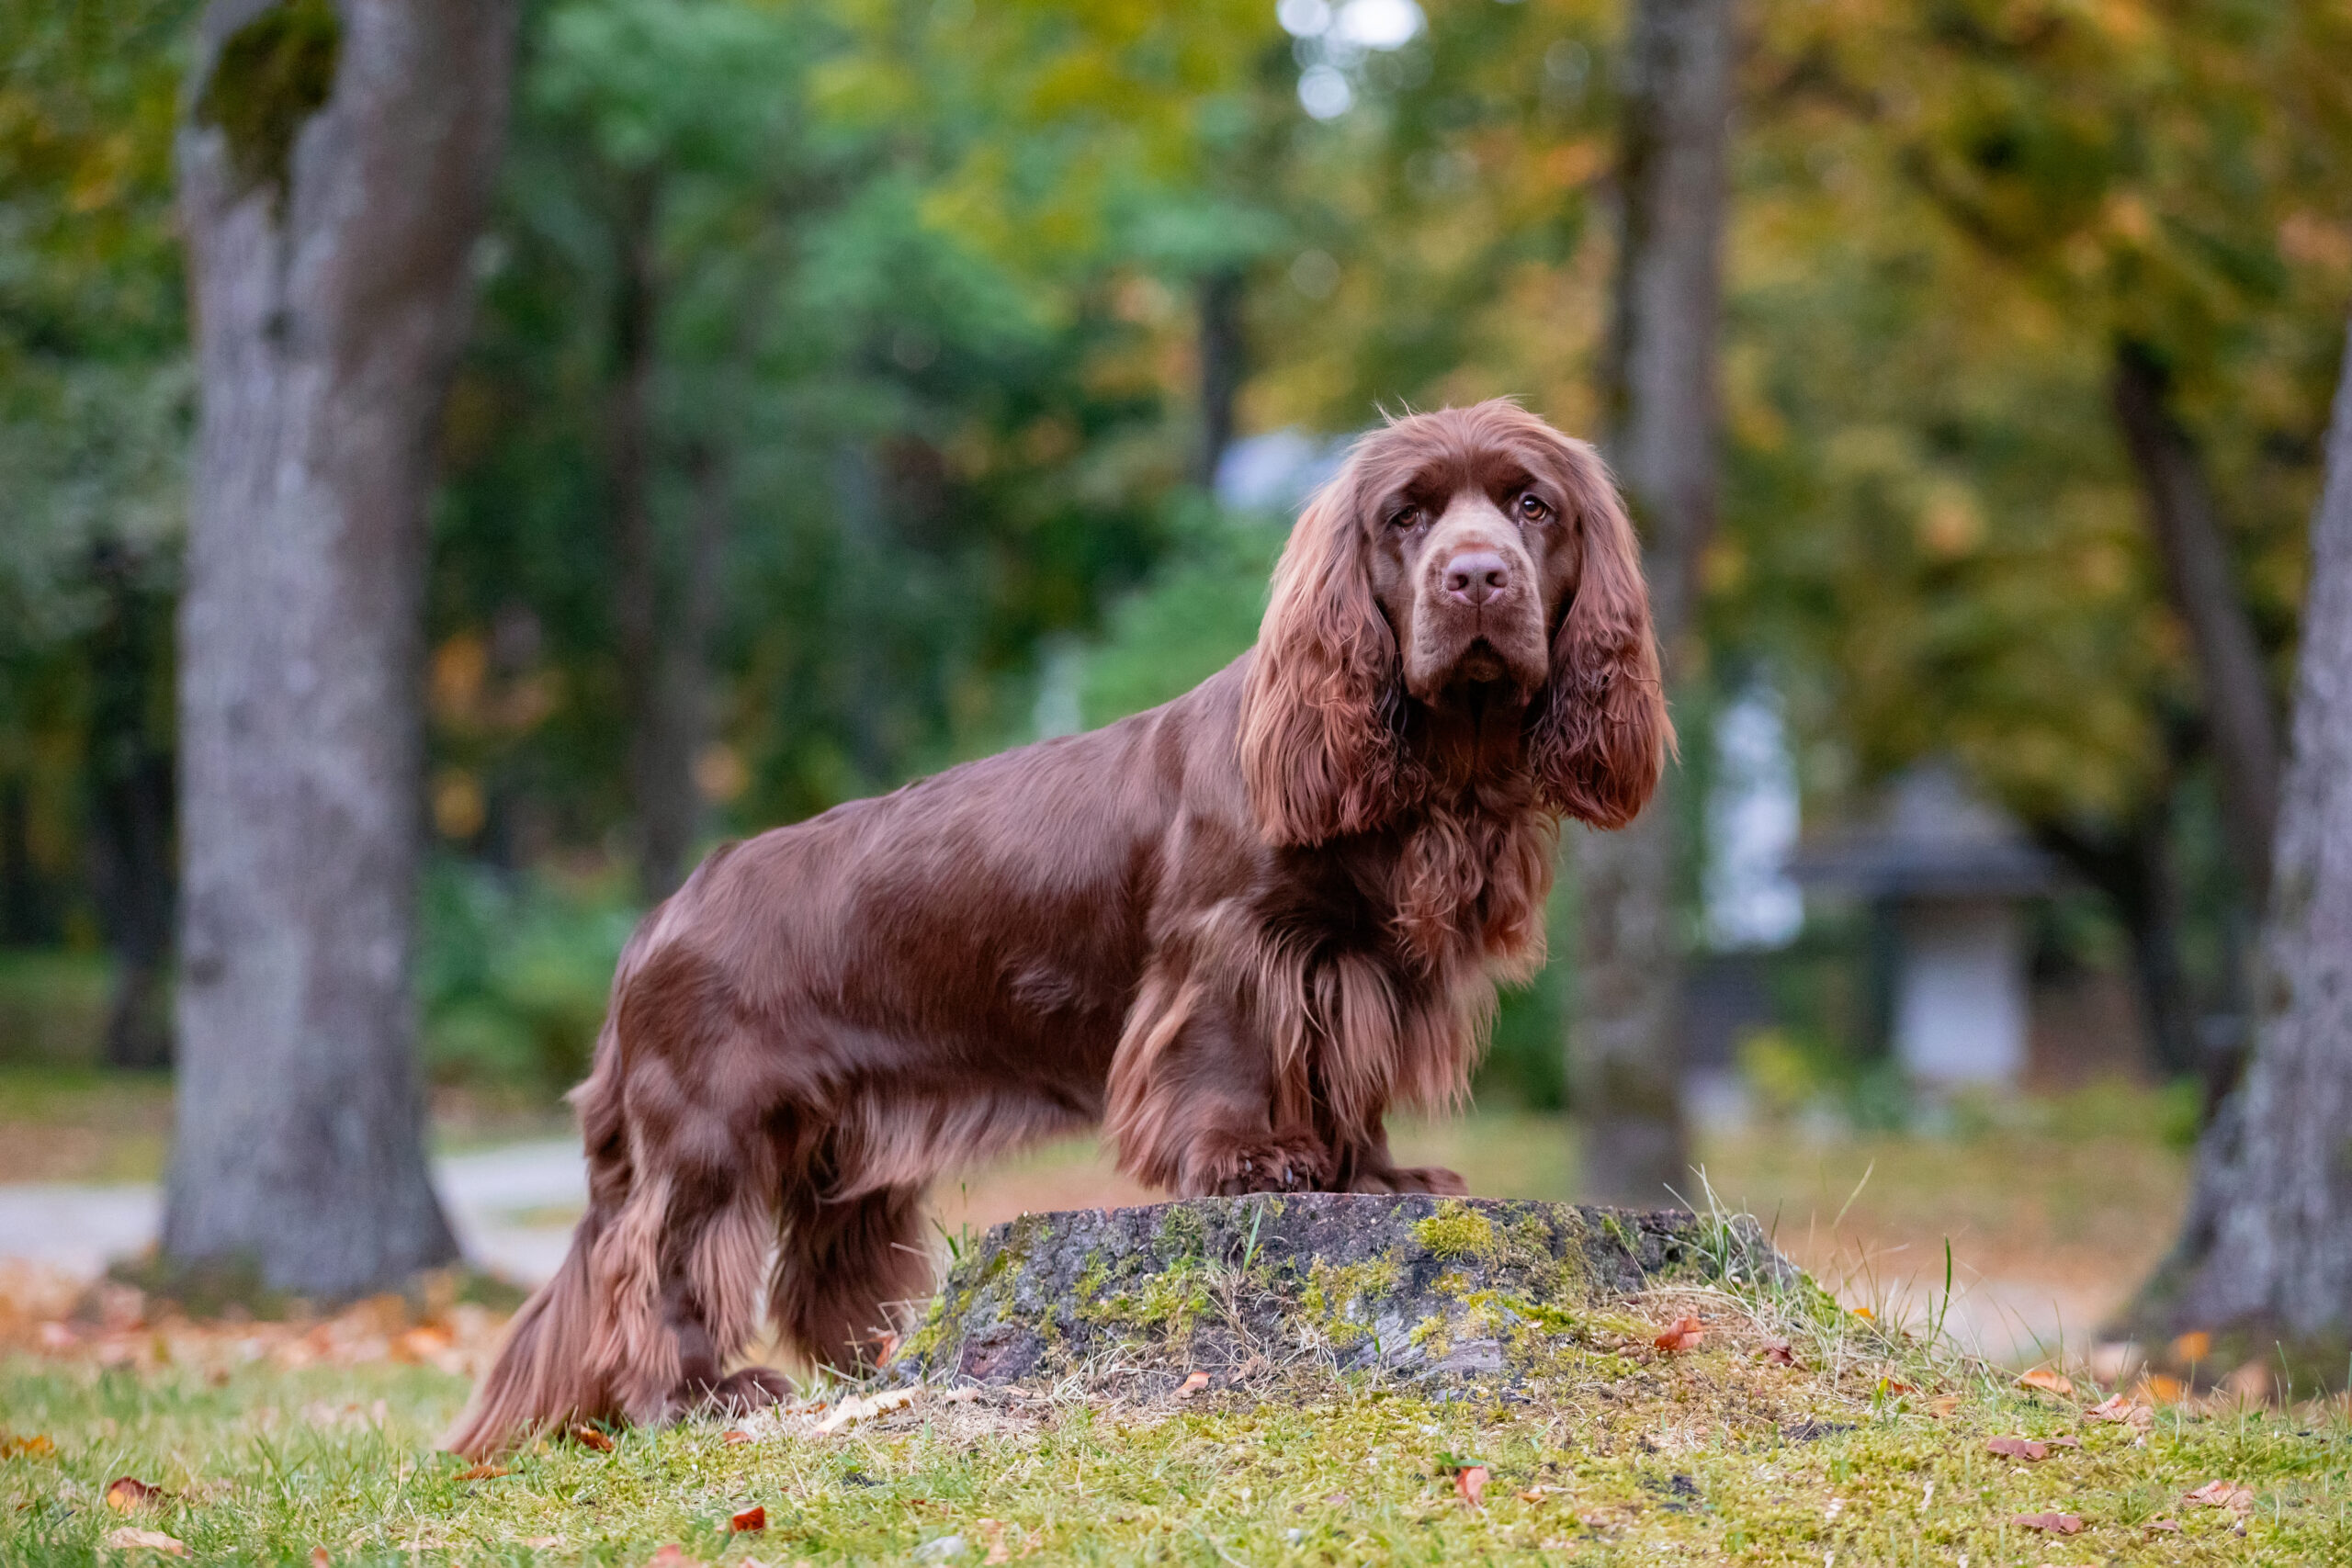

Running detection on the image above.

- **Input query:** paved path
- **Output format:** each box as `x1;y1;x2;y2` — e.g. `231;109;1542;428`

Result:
0;1140;586;1286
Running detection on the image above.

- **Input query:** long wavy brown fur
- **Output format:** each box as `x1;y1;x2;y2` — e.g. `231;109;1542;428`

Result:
447;400;1665;1459
1525;433;1672;828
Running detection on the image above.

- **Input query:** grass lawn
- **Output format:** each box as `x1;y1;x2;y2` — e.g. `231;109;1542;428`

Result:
4;1077;2264;1562
6;1283;2348;1563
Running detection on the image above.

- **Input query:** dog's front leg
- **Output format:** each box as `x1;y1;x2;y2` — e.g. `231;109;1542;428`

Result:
1108;987;1334;1196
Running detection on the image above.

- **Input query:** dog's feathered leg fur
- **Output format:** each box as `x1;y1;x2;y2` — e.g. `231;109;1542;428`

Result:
445;938;790;1456
772;1176;929;1372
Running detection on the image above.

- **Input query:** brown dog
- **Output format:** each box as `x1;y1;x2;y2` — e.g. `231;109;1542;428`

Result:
445;400;1667;1457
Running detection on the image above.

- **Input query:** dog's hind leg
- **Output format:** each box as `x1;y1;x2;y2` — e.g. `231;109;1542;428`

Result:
591;1128;788;1424
585;954;797;1426
772;1177;930;1375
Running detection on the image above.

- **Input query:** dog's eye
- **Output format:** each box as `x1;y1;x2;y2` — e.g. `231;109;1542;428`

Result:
1387;505;1423;530
1517;492;1552;522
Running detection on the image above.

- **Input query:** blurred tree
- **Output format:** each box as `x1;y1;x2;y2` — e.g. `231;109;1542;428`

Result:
2130;314;2352;1354
163;0;516;1296
426;0;1262;886
1576;0;1731;1205
1736;0;2352;1089
514;0;817;902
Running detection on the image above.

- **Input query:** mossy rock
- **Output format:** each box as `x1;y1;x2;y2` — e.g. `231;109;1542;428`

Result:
888;1193;1801;1389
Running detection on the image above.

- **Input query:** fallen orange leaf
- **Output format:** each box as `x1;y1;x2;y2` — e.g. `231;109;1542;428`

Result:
2183;1479;2256;1513
106;1476;166;1511
1928;1395;1961;1418
0;1433;55;1459
721;1428;753;1446
1879;1378;1917;1396
1652;1316;1705;1352
2012;1511;2083;1534
1755;1340;1799;1367
1176;1371;1210;1399
2145;1517;2182;1532
102;1527;187;1555
1985;1437;2049;1462
2017;1367;2075;1397
2084;1392;2135;1421
2138;1372;2187;1404
731;1505;766;1532
311;1550;331;1568
1454;1464;1488;1506
1851;1306;1875;1321
2170;1330;2213;1363
453;1462;510;1482
571;1425;616;1451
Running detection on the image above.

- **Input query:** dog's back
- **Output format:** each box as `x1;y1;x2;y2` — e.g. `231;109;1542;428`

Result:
445;660;1257;1457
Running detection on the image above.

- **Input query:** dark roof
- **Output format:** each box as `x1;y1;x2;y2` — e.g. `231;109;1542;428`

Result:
1786;761;2056;900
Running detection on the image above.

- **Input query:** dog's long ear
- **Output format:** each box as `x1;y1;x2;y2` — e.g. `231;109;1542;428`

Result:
1529;440;1671;828
1239;473;1404;846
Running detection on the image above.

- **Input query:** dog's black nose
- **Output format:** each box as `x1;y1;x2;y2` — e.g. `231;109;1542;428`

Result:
1443;550;1510;606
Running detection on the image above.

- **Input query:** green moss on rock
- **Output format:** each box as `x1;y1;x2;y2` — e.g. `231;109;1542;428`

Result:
1413;1200;1499;1262
888;1192;1802;1388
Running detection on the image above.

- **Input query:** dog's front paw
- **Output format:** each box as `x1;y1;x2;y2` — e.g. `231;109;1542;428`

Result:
1389;1164;1468;1196
1185;1133;1334;1196
703;1366;795;1416
1341;1159;1468;1195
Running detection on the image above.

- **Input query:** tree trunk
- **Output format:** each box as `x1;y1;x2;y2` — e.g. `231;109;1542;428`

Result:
1195;267;1247;491
84;538;176;1072
2127;315;2352;1357
662;439;730;827
164;0;515;1298
605;170;703;905
1;778;51;945
2111;341;2281;905
2036;805;2202;1084
1575;0;1733;1205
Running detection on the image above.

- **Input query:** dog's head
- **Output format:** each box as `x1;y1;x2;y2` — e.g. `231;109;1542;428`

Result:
1239;400;1669;845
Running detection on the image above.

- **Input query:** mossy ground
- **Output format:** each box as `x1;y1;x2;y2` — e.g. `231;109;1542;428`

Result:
7;1276;2348;1565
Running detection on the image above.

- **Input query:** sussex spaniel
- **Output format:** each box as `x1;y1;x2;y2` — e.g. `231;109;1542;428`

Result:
447;399;1667;1456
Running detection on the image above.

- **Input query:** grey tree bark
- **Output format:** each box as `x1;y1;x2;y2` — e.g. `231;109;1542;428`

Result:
164;0;517;1297
2132;315;2352;1346
1575;0;1733;1205
2111;341;2282;905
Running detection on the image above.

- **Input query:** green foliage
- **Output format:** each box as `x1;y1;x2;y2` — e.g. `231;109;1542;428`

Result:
414;860;636;1092
1077;499;1283;728
0;0;191;943
0;952;110;1066
193;0;339;200
10;0;2352;1102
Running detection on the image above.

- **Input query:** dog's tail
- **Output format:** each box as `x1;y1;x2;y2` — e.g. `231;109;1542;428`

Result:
440;1200;616;1459
442;1020;636;1460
